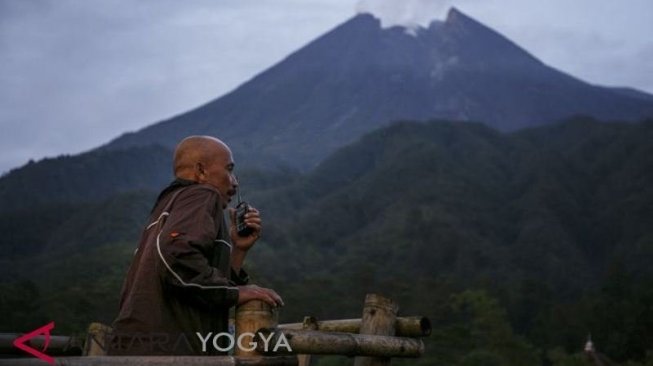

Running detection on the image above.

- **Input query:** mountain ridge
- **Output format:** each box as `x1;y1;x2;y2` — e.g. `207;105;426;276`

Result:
2;7;653;211
3;118;653;363
102;7;653;165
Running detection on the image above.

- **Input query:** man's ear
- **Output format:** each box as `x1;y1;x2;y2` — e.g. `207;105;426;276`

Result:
195;162;206;182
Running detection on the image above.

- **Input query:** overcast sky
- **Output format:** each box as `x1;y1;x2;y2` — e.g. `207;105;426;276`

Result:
1;0;652;175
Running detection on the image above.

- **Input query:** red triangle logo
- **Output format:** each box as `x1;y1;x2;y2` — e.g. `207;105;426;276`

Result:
12;321;55;365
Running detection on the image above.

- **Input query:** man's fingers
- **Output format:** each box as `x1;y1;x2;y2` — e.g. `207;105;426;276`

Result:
254;288;283;307
264;295;278;308
243;213;261;221
254;289;277;307
270;292;284;307
245;223;262;232
244;217;262;226
244;212;262;232
262;288;284;307
239;285;282;307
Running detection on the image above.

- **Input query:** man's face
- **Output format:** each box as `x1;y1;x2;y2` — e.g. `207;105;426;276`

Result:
201;148;238;208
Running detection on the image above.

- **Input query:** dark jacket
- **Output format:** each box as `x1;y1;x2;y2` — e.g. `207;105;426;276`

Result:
110;179;248;355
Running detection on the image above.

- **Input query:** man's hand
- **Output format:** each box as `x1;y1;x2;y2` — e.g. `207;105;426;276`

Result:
229;206;262;252
238;285;284;307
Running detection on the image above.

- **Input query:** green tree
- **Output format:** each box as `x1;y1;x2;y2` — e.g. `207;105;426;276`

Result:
431;290;540;366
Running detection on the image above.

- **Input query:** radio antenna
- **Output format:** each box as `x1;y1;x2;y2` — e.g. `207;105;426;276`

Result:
236;175;242;204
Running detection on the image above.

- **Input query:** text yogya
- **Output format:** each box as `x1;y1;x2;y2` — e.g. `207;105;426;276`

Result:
196;332;291;353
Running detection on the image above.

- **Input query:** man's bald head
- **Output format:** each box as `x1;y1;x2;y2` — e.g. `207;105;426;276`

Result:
173;136;230;179
173;136;238;206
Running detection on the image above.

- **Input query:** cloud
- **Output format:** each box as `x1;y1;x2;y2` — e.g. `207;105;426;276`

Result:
355;0;478;28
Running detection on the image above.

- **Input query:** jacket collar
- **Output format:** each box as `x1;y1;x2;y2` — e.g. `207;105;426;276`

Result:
151;178;198;212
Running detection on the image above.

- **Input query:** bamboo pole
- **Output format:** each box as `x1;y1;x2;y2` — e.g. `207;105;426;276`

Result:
235;300;278;357
354;294;399;366
84;322;114;356
297;317;317;366
0;356;298;366
278;316;431;337
0;333;81;356
253;328;424;358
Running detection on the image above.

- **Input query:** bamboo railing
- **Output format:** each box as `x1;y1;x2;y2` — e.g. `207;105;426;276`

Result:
0;294;430;366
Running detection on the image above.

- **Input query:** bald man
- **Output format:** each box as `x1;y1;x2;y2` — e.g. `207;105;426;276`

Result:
110;136;283;355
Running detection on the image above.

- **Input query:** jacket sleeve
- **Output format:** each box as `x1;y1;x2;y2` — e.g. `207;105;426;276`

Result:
155;186;239;308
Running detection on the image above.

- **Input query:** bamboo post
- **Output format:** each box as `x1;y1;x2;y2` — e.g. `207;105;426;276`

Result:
278;316;431;337
354;294;399;366
84;323;114;356
297;316;318;366
235;300;278;357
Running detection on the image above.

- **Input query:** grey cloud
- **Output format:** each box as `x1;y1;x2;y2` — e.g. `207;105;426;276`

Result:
356;0;481;28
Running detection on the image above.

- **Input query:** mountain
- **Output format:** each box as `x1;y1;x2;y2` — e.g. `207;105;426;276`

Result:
4;118;653;364
255;117;653;363
2;8;653;212
609;86;653;101
102;7;653;169
251;117;653;295
0;145;171;213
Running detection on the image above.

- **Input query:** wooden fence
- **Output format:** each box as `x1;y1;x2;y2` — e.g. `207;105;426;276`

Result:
0;294;430;366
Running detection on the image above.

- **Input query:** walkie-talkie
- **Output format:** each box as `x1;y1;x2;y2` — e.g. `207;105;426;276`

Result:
235;189;254;237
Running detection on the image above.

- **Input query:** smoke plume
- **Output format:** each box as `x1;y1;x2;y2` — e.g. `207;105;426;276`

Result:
355;0;471;29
